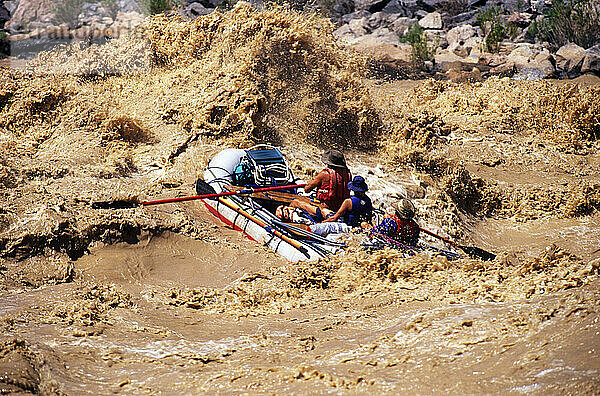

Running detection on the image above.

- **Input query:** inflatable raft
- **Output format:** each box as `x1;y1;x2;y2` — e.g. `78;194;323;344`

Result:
200;145;342;262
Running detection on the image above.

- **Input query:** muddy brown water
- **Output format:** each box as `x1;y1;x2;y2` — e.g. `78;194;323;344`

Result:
1;9;599;392
1;205;599;394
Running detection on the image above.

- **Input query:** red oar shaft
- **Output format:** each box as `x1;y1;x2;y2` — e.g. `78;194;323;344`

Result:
419;227;458;247
140;184;306;206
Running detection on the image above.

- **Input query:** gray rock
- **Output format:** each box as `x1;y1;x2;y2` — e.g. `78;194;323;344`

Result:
186;2;212;17
381;0;417;16
192;0;226;9
4;1;18;15
446;24;475;47
418;11;441;29
555;43;587;75
391;16;417;36
354;0;392;12
367;11;402;29
1;3;12;28
333;23;355;42
444;10;478;29
419;0;446;8
348;17;369;36
341;10;372;24
333;0;355;21
582;44;600;74
121;0;141;13
370;27;400;45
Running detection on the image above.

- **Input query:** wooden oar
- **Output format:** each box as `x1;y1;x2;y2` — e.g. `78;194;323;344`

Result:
92;183;306;209
224;185;318;205
419;227;496;261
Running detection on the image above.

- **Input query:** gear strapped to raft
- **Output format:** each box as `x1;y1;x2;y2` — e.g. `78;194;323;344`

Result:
233;145;293;188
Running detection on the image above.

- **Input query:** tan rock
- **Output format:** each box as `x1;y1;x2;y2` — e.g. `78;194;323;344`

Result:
582;44;600;74
350;38;412;63
434;50;464;72
392;17;417;36
446;24;476;47
507;44;535;68
555;43;586;74
418;12;442;30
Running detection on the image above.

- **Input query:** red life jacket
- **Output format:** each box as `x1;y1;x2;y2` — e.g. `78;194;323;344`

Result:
388;214;420;242
316;168;351;211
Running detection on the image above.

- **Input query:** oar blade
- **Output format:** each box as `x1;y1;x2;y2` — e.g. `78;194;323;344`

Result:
460;245;496;261
195;179;217;196
91;200;140;209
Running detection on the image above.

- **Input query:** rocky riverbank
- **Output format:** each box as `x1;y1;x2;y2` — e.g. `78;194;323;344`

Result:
1;0;599;81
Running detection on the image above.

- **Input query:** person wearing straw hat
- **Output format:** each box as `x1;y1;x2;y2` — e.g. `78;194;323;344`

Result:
321;175;373;227
290;149;351;218
368;198;420;245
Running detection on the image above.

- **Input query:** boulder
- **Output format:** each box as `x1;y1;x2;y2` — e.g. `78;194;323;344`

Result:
341;10;372;24
354;0;393;12
507;44;534;68
445;10;478;28
391;17;417;36
121;0;142;13
333;24;356;43
349;35;412;63
333;0;355;21
419;0;447;8
582;44;600;74
418;11;442;29
186;2;212;17
4;1;18;15
555;43;586;75
367;12;402;30
463;36;483;54
369;27;401;45
115;11;144;26
381;0;418;16
528;50;555;78
348;17;369;36
434;49;464;72
446;24;476;47
5;0;53;30
194;0;226;9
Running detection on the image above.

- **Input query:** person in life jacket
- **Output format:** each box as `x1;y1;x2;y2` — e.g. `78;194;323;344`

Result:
320;175;373;227
289;149;351;220
369;198;420;245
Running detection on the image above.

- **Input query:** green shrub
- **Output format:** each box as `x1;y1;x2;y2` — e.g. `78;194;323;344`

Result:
476;6;506;52
141;0;176;15
0;32;7;40
401;23;434;69
530;0;600;50
53;0;86;28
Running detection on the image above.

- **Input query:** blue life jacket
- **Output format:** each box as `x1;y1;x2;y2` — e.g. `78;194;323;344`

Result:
345;195;373;227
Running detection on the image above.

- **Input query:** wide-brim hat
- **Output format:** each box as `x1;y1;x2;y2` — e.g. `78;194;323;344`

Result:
392;199;416;219
348;175;368;192
321;149;347;168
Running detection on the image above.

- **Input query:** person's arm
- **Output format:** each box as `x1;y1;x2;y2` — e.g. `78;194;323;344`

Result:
322;198;352;223
304;171;326;193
